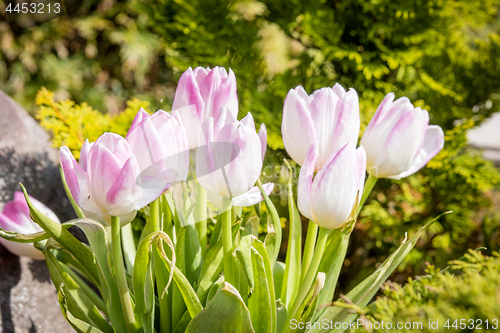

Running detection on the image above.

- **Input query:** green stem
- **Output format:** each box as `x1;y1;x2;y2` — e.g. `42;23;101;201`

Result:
221;197;235;286
150;198;161;234
111;216;136;333
195;184;207;258
288;226;330;325
358;174;379;214
301;221;318;282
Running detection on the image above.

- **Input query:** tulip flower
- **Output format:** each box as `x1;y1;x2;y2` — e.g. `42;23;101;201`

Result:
360;93;445;179
0;192;59;259
126;108;190;182
196;112;266;200
282;84;360;171
60;133;177;226
298;142;366;229
173;66;239;149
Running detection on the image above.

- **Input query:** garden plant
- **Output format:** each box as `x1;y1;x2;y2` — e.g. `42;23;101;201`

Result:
0;66;452;333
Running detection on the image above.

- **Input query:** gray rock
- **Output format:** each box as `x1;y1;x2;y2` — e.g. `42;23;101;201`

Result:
0;90;74;332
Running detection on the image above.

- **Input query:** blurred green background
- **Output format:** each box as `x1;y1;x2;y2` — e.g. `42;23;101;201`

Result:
1;0;500;293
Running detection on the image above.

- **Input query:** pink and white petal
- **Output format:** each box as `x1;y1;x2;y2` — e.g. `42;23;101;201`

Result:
1;204;34;232
30;196;60;224
175;104;203;149
135;169;178;210
331;83;347;98
331;88;360;150
212;70;238;120
282;89;317;166
127;108;150;137
231;183;274;207
105;157;142;216
240;112;256;130
258;123;267;161
388;125;444;179
88;144;123;211
355;146;367;200
60;146;83;204
127;117;167;174
172;67;204;117
79;139;93;171
297;143;319;221
0;236;45;259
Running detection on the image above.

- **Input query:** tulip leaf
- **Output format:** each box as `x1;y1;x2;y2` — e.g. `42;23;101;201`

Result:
276;300;287;333
57;286;105;333
173;310;192;333
20;185;99;284
234;235;257;293
257;181;282;268
281;273;326;333
248;248;273;333
72;219;128;333
196;240;223;304
208;214;223;250
185;283;255;333
206;275;224;305
273;261;285;303
44;243;113;333
0;224;70;243
281;161;302;309
309;214;451;333
155;233;204;318
315;228;350;319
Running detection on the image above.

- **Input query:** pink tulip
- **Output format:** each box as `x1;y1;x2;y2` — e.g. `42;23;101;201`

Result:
173;67;239;148
360;93;445;179
126;108;190;182
196;112;266;200
0;192;59;259
282;84;360;171
60;133;177;225
298;142;366;229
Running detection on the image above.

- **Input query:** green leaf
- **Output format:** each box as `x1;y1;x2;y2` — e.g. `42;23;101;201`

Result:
196;241;223;304
314;228;350;320
234;235;257;293
248;248;273;333
0;225;69;243
281;161;302;309
276;300;287;333
273;261;285;303
258;181;282;268
72;219;128;333
20;185;99;283
309;214;451;333
186;282;255;333
206;276;224;305
44;244;113;333
57;286;105;333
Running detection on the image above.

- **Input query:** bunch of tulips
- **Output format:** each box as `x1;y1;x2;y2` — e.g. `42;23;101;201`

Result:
0;66;446;333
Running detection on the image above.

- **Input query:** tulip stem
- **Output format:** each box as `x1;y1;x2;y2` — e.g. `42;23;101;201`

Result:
358;174;378;214
150;198;161;233
221;197;235;286
301;220;318;282
195;184;207;258
287;226;330;324
111;216;136;333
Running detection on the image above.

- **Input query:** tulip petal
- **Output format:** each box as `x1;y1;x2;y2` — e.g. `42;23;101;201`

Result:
231;183;274;207
127;108;150;136
310;142;359;229
355;146;367;199
212;69;238;120
172;67;204;117
79;139;93;171
240;112;255;130
282;88;317;166
258;123;267;161
297;143;319;221
135;169;178;210
106;156;142;216
388;125;445;179
60;146;83;204
175;104;203;149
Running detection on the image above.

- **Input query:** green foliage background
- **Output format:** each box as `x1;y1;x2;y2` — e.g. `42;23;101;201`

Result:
2;0;500;291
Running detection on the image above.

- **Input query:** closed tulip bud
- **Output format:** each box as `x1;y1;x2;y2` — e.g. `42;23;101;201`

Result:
282;84;360;171
298;142;366;229
126;108;190;182
197;112;265;199
173;66;239;149
0;192;59;259
60;133;177;226
360;93;445;179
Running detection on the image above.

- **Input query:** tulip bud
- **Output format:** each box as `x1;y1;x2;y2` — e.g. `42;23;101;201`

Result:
360;93;445;179
60;133;177;226
0;192;59;259
173;67;239;149
298;142;366;229
196;112;264;199
282;84;360;171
